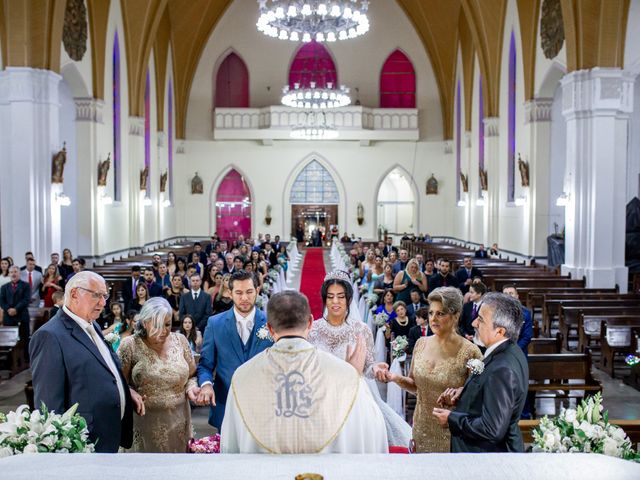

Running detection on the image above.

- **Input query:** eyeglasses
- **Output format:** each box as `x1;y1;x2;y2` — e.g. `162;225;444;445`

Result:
77;286;110;301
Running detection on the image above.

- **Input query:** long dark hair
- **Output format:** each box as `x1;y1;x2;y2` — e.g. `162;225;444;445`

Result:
320;278;353;320
179;315;198;345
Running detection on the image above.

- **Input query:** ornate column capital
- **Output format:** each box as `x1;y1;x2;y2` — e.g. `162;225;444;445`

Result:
524;97;553;124
483;117;499;137
129;116;144;136
74;97;104;123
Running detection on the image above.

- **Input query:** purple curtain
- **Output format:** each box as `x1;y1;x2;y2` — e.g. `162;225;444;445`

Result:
380;50;416;108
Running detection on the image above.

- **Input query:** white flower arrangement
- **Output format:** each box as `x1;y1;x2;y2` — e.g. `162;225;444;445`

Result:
255;296;264;310
267;269;279;282
391;335;408;360
103;332;119;345
256;325;273;342
364;293;379;308
0;403;95;457
374;311;389;328
532;392;639;461
466;358;485;375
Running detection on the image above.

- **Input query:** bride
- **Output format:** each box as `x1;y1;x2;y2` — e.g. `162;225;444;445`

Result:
308;270;412;449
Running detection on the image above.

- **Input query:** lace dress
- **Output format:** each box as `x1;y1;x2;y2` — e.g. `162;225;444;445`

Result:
410;337;482;452
309;318;412;448
118;333;197;452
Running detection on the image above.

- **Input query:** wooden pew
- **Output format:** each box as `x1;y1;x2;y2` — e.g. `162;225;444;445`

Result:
559;305;640;350
600;318;640;377
493;277;586;293
520;419;640;446
578;314;640;353
529;334;562;354
528;351;602;418
525;287;619;316
0;326;22;377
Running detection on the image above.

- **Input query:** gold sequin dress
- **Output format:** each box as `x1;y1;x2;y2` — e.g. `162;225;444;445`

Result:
410;337;482;452
118;333;197;452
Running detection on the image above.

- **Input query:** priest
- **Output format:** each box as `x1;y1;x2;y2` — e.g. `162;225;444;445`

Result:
221;290;388;453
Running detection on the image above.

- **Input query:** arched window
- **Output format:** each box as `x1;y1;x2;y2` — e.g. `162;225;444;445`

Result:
144;70;150;194
113;32;121;201
289;42;337;89
380;50;416;108
507;31;516;203
377;168;415;234
168;80;174;202
479;76;484;198
215;169;252;241
289;160;339;204
215;52;249;108
456;80;461;202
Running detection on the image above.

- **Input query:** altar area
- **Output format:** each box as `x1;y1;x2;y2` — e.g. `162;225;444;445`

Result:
3;453;639;479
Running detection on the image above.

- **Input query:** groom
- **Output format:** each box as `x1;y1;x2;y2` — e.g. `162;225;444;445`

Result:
196;270;273;430
432;293;528;452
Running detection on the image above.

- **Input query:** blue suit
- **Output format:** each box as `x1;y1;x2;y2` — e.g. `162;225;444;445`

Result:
517;306;533;356
197;307;273;429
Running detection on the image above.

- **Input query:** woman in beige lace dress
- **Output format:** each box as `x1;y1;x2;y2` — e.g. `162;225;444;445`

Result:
386;287;481;452
118;297;200;452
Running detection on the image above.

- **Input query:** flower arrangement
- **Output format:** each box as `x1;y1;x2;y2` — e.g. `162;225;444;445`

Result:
103;332;119;345
532;392;640;461
466;358;485;375
256;325;273;342
391;335;408;359
625;354;640;366
188;434;220;453
268;269;279;281
364;293;378;308
255;296;264;310
0;403;95;457
374;311;389;328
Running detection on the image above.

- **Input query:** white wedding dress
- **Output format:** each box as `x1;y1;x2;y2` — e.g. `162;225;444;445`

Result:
308;318;412;449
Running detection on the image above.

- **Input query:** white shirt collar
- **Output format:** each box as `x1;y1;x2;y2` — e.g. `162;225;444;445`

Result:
483;338;509;359
63;305;94;335
192;289;201;295
234;306;256;323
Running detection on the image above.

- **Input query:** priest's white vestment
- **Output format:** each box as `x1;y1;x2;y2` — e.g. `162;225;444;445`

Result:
221;337;388;453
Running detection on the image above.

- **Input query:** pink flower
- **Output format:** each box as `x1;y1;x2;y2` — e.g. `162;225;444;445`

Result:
188;434;221;453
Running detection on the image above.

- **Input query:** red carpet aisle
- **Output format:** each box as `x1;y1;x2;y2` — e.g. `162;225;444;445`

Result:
298;248;326;319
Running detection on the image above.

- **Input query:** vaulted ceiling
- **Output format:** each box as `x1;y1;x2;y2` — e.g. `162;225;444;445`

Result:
0;0;631;140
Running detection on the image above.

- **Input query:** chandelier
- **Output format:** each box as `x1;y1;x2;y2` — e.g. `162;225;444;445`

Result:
257;1;370;42
290;112;339;140
282;81;350;109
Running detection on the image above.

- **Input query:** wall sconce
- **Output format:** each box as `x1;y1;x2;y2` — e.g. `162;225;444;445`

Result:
162;196;171;208
56;192;71;207
556;192;569;207
514;195;527;206
357;202;364;225
265;204;272;225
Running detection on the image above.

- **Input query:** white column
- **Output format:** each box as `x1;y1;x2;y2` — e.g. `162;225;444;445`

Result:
561;68;634;291
483;117;500;247
461;131;472;241
524;97;553;258
0;68;61;262
128;116;144;251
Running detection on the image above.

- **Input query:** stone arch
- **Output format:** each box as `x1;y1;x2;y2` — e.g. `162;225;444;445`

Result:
213;48;250;108
373;164;420;236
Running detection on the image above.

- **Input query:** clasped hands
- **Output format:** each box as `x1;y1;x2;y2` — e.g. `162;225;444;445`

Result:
431;387;463;429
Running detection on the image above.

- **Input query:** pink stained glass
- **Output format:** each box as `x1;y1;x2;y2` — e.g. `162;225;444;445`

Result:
215;169;251;242
289;42;337;89
380;50;416;108
215;52;249;108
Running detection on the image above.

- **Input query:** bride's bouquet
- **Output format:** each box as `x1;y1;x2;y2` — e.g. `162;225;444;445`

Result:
0;403;95;457
391;336;408;360
532;393;639;461
188;434;221;453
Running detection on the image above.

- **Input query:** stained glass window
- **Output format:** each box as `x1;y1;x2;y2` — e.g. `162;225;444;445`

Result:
289;160;339;204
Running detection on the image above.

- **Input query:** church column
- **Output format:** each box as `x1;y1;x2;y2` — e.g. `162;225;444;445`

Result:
524;97;553;258
483;117;500;247
561;68;634;291
461;131;472;242
0;68;61;262
157;131;166;242
128;116;145;253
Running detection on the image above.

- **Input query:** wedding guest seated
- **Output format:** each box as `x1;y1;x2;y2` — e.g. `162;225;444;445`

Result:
179;314;203;355
424;259;435;277
387;301;415;341
340;233;351;243
222;291;388;453
428;260;458;293
142;267;163;297
374;290;397;323
156;263;171;291
102;301;125;331
407;307;431;354
489;243;499;256
373;263;395;295
119;297;200;452
454;257;483;294
475;244;489;258
459;282;487;341
406;290;427;322
127;283;149;313
212;274;233;314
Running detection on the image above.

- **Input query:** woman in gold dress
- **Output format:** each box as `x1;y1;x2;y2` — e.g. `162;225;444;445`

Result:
118;297;200;452
386;287;481;452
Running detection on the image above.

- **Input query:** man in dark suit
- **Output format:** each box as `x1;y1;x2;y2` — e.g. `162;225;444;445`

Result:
122;266;141;307
502;284;533;356
406;290;427;323
454;256;483;294
179;272;212;332
433;293;528;452
0;266;31;354
29;271;134;453
428;260;458;293
272;235;282;253
141;267;163;297
475;244;489;258
20;251;43;273
392;248;410;275
382;238;398;257
458;282;487;340
263;243;277;267
193;242;208;266
196;270;273;430
407;307;432;354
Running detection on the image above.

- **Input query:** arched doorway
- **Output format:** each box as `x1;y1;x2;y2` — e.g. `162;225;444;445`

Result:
215;169;251;241
214;52;249;108
377;168;415;235
289;160;339;245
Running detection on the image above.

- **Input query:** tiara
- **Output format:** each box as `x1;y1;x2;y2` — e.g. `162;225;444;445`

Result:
323;270;351;283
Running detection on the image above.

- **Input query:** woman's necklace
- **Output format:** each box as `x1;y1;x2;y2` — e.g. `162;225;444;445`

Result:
396;316;409;326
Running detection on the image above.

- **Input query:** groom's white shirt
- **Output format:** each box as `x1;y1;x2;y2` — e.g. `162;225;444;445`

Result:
221;337;388;453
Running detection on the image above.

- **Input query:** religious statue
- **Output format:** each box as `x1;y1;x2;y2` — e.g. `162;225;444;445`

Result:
191;172;203;194
540;0;564;60
479;168;488;191
460;173;469;193
160;171;168;193
357;202;364;226
97;154;110;187
265;205;272;226
62;0;88;61
426;174;438;195
51;143;67;184
518;154;530;187
139;166;149;191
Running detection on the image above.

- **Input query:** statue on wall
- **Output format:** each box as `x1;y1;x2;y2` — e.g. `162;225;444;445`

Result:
357;202;364;226
479;168;488;191
460;172;469;193
540;0;564;60
97;154;110;187
518;153;530;187
191;172;203;194
140;166;149;191
265;205;272;225
426;174;438;195
51;143;67;184
160;171;168;193
62;0;88;61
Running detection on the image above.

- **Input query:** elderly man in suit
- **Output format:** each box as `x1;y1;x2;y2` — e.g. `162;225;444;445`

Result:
0;266;31;356
433;293;528;452
29;271;136;453
179;272;212;332
196;270;273;431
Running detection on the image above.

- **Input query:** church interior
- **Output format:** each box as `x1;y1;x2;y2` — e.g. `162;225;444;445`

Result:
1;0;640;474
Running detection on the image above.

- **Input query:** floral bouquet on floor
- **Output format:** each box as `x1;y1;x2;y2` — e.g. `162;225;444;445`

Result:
373;311;389;328
188;434;221;453
391;335;408;360
0;403;95;457
532;392;640;461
